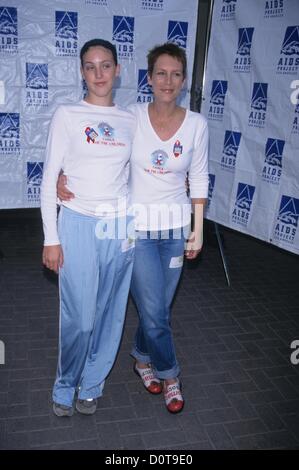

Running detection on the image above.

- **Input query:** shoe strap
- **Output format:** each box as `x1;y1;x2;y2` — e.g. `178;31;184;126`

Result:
135;365;160;387
164;382;183;406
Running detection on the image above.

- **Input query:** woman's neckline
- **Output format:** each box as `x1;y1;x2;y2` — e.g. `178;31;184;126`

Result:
81;99;116;110
146;103;188;143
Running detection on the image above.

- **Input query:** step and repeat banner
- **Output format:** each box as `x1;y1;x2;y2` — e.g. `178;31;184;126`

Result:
202;0;299;255
0;0;198;209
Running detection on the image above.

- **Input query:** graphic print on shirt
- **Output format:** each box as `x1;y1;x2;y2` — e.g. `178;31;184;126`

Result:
84;121;125;147
151;149;168;167
98;122;114;139
173;140;183;157
144;149;170;175
85;127;98;143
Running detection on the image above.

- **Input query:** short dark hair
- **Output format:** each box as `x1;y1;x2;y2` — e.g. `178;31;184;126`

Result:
147;42;187;79
80;39;118;66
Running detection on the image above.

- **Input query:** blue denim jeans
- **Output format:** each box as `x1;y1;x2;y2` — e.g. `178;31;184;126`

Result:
130;227;188;380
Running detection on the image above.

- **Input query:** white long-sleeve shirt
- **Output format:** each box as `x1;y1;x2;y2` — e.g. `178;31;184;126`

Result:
127;103;209;231
41;100;135;245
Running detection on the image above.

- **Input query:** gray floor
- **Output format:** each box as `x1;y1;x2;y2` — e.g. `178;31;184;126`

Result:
0;209;298;450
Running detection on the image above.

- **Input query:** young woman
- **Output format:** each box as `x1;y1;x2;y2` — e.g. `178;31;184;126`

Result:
57;43;209;414
41;39;135;417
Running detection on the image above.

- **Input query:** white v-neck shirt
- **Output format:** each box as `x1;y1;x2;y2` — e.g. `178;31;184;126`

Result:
127;103;209;231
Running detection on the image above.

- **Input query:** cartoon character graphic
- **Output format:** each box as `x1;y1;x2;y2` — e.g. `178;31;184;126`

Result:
103;125;112;137
85;127;98;143
156;155;164;165
98;122;114;138
151;149;168;168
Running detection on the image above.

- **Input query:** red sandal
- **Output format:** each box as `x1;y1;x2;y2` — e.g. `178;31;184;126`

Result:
163;380;184;414
134;363;163;394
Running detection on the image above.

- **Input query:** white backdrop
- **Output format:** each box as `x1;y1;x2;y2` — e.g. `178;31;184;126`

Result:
202;0;299;255
0;0;198;209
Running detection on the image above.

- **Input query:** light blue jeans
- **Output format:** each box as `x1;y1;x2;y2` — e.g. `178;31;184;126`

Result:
53;207;134;407
130;227;187;380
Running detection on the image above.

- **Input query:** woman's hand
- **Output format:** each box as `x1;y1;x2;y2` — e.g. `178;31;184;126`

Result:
42;245;64;273
184;231;203;260
185;199;205;260
57;174;74;201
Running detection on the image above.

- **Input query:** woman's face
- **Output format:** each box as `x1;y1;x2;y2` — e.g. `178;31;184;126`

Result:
81;46;120;104
148;54;185;104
